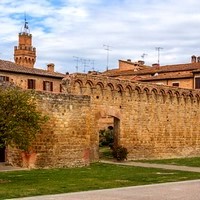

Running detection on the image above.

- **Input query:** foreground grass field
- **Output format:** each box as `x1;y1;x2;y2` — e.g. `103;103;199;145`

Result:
137;157;200;167
1;163;200;199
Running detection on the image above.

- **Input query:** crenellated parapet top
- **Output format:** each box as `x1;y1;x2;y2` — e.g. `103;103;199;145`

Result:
61;73;200;103
14;46;36;52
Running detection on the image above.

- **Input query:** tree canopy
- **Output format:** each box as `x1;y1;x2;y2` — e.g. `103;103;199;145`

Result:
0;86;47;152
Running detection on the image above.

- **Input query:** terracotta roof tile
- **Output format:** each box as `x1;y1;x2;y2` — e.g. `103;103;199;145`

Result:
138;72;193;81
0;59;65;78
104;62;200;77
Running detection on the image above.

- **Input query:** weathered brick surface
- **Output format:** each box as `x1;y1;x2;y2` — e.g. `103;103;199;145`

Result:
62;74;200;161
5;73;200;168
7;91;93;168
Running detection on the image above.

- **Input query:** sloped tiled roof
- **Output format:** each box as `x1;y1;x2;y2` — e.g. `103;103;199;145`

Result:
103;62;200;77
138;72;193;81
0;59;65;78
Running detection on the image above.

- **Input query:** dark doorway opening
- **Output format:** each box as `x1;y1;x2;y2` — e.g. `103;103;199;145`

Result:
0;139;5;162
98;116;120;160
0;146;5;162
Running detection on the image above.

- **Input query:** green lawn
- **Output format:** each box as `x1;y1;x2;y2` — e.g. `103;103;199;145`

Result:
99;146;113;160
137;157;200;167
1;163;200;199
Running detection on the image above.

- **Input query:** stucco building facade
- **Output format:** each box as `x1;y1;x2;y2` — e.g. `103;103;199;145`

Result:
104;56;200;90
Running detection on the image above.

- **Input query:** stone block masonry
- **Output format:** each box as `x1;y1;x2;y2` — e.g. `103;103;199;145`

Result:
5;73;200;168
62;74;200;161
7;92;93;168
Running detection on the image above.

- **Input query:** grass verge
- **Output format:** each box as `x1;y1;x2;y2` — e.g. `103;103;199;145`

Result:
99;146;113;160
0;163;200;199
136;157;200;167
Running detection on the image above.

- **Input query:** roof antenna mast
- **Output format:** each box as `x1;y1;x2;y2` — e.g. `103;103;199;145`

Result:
155;47;163;65
141;53;148;62
23;12;29;33
103;44;112;71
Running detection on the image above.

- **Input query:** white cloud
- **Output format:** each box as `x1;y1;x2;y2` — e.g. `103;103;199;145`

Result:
1;0;200;73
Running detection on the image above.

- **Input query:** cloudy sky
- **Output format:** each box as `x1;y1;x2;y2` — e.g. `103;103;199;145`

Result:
1;0;200;73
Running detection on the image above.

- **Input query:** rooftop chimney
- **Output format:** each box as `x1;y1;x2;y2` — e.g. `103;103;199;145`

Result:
47;63;55;72
191;55;197;63
138;60;145;65
197;56;200;63
152;63;160;68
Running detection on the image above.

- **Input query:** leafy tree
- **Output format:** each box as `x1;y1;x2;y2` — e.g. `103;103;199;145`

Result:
0;86;47;152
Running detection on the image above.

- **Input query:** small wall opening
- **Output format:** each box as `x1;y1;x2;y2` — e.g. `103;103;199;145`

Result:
0;140;5;162
98;115;120;160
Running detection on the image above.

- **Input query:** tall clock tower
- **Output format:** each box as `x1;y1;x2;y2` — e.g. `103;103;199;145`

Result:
14;17;36;68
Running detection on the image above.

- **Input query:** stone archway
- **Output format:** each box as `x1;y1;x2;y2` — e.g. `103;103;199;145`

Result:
91;107;121;161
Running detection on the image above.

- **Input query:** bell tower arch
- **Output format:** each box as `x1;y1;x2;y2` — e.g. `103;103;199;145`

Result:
14;16;36;68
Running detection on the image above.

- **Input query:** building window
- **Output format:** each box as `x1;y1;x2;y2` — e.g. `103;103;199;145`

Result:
28;79;36;89
172;82;179;87
195;77;200;89
0;76;9;82
43;81;53;91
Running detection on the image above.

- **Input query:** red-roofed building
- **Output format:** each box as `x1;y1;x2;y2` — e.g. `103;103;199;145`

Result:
103;56;200;89
0;19;65;93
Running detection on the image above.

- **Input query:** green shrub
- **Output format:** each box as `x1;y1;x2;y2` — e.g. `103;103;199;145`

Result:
112;146;128;161
99;128;114;147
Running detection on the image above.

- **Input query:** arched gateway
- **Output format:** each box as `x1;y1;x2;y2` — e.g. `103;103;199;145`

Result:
6;73;200;168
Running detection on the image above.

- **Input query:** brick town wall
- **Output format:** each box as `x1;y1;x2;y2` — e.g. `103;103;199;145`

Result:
62;73;200;160
6;91;93;168
4;72;200;168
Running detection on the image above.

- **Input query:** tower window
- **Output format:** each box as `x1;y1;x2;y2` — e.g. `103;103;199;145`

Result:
43;81;53;92
28;79;36;89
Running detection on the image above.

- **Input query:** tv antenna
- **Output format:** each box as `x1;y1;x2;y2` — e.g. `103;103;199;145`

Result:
82;59;90;73
103;44;112;71
73;56;81;72
89;60;95;71
141;53;148;61
155;47;163;65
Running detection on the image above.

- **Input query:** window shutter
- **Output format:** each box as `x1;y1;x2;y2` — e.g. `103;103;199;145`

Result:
33;80;36;89
28;79;30;89
50;82;53;91
195;78;200;89
43;81;46;90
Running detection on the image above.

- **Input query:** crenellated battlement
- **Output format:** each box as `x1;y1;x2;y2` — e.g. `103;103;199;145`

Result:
14;46;36;52
62;73;200;105
6;73;200;168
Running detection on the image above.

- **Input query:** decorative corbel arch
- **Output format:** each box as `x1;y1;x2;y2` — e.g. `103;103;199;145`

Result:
195;94;200;105
74;79;83;94
116;84;124;96
159;89;167;103
135;85;142;94
107;83;114;91
151;88;158;102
